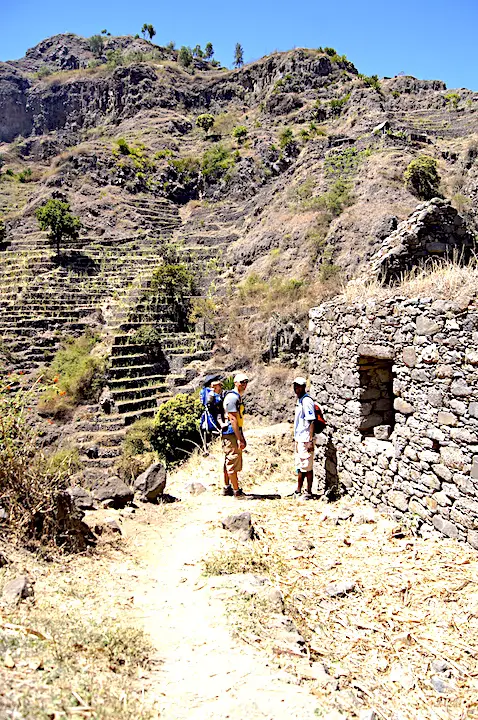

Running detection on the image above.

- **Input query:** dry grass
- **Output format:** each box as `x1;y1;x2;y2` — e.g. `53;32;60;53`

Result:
342;259;478;305
0;539;159;719
245;496;478;720
203;543;279;576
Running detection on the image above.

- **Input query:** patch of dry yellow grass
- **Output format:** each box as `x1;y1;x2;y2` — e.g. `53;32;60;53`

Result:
342;259;478;305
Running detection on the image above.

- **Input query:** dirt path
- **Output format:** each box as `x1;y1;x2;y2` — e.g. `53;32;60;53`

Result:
120;425;320;719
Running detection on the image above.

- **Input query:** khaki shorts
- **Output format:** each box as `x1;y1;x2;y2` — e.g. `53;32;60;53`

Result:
295;441;314;472
222;434;243;474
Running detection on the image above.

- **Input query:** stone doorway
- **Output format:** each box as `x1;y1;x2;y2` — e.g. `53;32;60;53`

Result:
358;357;395;439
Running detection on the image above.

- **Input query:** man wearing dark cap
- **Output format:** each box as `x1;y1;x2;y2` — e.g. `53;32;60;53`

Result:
293;376;315;499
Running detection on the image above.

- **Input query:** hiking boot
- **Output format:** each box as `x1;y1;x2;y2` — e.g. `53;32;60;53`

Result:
233;488;247;499
222;485;234;497
304;492;314;501
291;490;302;498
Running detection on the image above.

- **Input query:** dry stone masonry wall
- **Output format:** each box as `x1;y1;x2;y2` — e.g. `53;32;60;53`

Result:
309;293;478;548
368;199;476;283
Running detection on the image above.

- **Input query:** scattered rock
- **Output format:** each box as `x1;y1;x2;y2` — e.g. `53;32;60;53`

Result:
325;580;356;597
2;575;34;605
85;445;99;459
221;511;254;541
359;712;378;720
134;462;167;503
67;485;96;510
430;675;454;694
431;660;449;674
352;507;377;524
92;476;133;509
104;519;122;534
185;482;206;496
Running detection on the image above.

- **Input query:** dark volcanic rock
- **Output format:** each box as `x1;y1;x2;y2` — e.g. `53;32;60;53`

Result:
92;476;134;508
134;462;167;502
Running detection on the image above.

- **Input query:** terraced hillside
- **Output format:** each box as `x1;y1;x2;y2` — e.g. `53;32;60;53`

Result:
1;34;478;466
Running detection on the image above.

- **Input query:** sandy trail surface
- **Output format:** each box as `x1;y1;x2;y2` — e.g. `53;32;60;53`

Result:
121;424;320;719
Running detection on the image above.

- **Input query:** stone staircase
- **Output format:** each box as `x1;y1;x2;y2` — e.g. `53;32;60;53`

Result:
0;191;232;479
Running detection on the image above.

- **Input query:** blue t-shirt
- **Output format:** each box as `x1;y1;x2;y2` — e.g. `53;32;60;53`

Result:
294;394;315;442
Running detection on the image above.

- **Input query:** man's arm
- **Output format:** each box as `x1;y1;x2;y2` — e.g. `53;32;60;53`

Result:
229;411;246;449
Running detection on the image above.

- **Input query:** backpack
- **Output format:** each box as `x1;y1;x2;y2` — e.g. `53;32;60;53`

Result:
199;387;221;433
301;394;326;435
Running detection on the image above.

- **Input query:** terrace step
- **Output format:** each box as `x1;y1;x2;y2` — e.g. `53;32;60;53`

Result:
110;383;168;402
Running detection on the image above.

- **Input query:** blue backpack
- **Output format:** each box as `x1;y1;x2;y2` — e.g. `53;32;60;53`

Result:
199;387;222;433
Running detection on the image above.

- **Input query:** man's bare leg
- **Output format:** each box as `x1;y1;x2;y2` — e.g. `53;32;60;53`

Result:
305;470;313;494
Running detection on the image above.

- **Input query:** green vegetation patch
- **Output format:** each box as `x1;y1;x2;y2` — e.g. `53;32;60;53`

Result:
404;155;440;200
38;333;106;418
151;393;203;465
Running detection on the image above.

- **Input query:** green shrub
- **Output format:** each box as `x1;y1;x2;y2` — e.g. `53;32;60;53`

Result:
319;261;341;282
150;263;195;298
360;74;381;91
17;168;33;183
38;333;105;418
178;46;193;68
151;393;203;465
329;93;351;114
320;178;354;216
106;49;123;68
232;125;248;144
196;113;215;134
115;137;130;155
89;35;104;57
404;155;440;199
392;90;400;99
201;145;236;180
324;146;370;178
169;155;201;181
35;65;53;79
324;47;337;56
279;127;294;149
445;93;460;110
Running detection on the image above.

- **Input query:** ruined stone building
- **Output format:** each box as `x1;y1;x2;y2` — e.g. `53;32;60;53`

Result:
309;200;478;547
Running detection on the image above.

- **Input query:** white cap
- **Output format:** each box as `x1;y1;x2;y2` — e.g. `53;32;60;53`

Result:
234;371;249;383
293;376;307;386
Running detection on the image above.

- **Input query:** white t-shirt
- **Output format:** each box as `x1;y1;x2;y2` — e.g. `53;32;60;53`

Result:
294;394;315;442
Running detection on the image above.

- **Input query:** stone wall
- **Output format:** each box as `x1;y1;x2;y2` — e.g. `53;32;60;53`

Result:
368;198;476;283
309;293;478;548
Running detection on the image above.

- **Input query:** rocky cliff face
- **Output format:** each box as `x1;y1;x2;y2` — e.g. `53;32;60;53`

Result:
1;34;478;293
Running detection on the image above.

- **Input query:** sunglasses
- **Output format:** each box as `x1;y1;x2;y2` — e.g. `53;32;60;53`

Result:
238;380;249;385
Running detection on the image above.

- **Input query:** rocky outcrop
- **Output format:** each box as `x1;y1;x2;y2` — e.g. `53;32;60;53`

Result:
369;199;476;283
0;65;33;142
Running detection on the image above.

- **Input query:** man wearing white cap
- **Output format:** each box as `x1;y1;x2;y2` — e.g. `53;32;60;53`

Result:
293;376;315;499
221;371;249;498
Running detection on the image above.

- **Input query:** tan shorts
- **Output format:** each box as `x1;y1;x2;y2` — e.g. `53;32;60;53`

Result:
222;434;243;474
295;441;314;472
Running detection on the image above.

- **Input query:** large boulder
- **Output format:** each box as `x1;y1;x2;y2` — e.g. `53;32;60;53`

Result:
133;462;167;503
92;476;133;508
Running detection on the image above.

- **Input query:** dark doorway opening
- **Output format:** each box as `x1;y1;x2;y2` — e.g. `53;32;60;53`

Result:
359;356;395;439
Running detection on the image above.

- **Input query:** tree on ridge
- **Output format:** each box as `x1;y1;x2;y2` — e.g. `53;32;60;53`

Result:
36;199;81;257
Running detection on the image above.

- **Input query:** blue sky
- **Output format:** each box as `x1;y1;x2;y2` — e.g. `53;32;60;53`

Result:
1;0;477;90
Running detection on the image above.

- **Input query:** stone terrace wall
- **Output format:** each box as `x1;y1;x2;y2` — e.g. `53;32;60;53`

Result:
309;293;478;548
